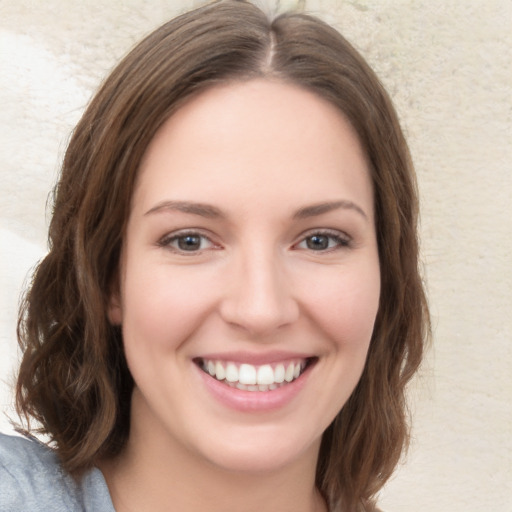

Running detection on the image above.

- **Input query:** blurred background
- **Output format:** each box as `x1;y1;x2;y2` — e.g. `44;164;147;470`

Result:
1;1;510;510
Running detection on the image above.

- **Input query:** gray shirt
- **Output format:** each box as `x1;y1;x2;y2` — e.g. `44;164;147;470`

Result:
0;433;115;511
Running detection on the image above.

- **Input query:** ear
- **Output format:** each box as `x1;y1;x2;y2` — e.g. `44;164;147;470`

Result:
107;288;123;326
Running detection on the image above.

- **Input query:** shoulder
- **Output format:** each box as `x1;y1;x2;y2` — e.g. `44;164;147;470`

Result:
0;431;59;474
0;432;113;512
0;432;76;511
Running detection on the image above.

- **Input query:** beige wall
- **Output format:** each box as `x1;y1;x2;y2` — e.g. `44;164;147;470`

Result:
1;1;510;510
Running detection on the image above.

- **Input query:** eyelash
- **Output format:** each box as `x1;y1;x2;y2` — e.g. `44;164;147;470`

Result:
294;230;351;252
157;229;351;255
157;230;217;254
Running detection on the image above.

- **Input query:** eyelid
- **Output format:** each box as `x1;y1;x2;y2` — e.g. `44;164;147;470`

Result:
293;228;352;251
157;229;220;254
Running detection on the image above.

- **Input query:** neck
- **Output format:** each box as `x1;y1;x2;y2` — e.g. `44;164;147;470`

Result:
100;392;327;512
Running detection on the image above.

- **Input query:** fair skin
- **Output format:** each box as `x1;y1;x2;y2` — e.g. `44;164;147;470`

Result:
104;79;380;512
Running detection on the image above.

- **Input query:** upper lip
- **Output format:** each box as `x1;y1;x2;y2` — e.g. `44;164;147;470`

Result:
194;351;316;365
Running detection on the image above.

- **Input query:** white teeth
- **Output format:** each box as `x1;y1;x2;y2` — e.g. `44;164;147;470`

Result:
284;362;295;382
215;361;226;381
274;364;285;383
225;363;238;383
239;364;257;385
201;358;309;390
256;364;274;385
232;382;277;392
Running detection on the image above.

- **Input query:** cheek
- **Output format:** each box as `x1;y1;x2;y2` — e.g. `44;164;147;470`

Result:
305;262;380;350
120;263;221;352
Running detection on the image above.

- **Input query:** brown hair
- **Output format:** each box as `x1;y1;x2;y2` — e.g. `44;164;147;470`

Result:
16;1;429;510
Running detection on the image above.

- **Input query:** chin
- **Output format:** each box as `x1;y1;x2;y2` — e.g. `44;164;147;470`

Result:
193;424;322;475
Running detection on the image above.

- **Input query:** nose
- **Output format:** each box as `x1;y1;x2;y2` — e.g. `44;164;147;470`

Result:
219;247;299;337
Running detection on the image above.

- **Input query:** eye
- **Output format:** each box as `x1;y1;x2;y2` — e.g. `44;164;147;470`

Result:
158;231;216;253
295;231;350;252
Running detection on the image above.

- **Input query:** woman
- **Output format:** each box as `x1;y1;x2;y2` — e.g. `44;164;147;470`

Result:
0;1;429;511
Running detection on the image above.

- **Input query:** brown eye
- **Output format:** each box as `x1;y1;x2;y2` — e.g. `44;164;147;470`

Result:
306;235;330;250
296;231;350;252
177;235;202;251
159;232;215;253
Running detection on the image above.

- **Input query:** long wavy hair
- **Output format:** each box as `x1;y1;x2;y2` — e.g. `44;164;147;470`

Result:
16;1;429;510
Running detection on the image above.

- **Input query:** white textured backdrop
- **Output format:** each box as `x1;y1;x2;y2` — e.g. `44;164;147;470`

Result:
1;1;510;511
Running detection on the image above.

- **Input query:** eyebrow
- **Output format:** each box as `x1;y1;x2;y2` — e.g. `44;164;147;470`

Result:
144;199;368;221
292;200;368;221
144;200;224;218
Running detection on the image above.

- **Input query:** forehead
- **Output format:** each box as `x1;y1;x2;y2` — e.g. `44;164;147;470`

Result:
133;79;373;219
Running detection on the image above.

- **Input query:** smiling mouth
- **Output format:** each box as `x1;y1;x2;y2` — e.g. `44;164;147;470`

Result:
194;357;317;392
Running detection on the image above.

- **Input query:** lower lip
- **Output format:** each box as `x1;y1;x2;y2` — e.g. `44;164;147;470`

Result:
194;363;313;413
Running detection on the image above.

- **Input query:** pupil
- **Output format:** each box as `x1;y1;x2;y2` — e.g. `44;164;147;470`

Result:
178;235;201;251
307;235;328;250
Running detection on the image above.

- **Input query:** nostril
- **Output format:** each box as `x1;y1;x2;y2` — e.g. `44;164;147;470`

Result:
217;261;299;335
219;295;300;336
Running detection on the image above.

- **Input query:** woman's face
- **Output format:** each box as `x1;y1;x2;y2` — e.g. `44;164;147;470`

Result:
109;80;380;473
